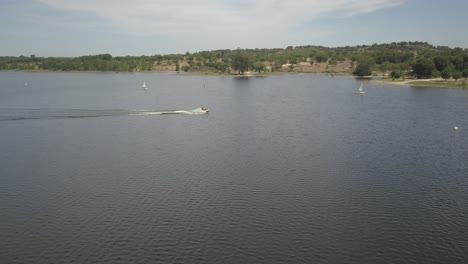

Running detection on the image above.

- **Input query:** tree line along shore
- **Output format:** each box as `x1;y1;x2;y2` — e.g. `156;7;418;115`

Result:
1;42;468;86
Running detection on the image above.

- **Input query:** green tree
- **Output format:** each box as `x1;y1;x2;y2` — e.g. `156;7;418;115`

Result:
175;62;180;72
252;62;265;73
353;56;374;76
390;71;401;80
231;50;251;75
315;53;328;63
30;54;39;61
452;55;464;71
412;59;435;78
215;63;229;73
309;51;317;60
463;68;468;80
379;62;391;72
101;54;112;61
451;71;462;80
433;56;449;71
441;69;451;80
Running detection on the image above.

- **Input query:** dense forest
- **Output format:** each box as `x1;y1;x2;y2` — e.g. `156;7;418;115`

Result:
1;42;468;80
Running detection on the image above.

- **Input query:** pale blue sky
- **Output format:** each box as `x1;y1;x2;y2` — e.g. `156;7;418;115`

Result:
1;0;467;57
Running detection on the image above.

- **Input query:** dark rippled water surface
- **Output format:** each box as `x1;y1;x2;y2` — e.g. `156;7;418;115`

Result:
1;72;468;264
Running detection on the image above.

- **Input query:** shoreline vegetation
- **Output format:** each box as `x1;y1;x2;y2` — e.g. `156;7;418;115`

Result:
1;42;467;88
377;78;467;88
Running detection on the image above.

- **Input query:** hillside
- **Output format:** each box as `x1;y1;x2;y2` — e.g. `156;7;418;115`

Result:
1;42;467;80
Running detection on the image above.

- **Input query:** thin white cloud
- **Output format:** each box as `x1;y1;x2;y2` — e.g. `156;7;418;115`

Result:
35;0;406;52
37;0;406;35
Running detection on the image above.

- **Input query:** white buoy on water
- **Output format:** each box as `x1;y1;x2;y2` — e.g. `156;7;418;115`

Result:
454;126;459;131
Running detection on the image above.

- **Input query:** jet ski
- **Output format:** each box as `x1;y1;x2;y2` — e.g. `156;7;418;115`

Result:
172;107;209;114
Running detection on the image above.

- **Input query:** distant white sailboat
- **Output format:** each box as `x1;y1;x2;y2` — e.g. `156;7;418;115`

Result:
357;83;365;94
142;81;147;90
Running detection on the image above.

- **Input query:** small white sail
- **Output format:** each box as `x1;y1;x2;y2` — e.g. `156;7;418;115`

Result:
357;83;365;94
142;81;147;89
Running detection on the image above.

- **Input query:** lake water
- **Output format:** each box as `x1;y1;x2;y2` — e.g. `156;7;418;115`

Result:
1;72;467;264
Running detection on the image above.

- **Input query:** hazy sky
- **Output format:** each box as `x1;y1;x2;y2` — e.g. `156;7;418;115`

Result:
1;0;467;56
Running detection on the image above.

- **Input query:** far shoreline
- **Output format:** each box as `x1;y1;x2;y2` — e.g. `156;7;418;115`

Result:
0;69;338;77
2;70;466;88
373;77;467;89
